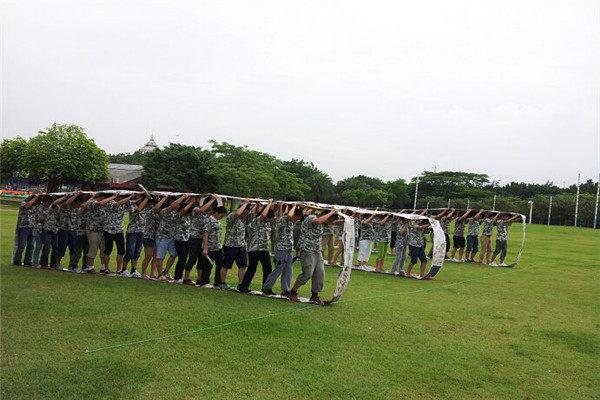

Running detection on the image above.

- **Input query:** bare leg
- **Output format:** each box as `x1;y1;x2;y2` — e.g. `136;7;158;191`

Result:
116;255;124;272
141;247;155;277
237;266;247;284
406;262;414;276
419;261;426;278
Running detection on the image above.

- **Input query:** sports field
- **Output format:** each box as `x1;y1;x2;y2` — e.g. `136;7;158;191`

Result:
1;203;599;399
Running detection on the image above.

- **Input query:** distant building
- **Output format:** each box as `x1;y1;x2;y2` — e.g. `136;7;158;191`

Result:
138;135;159;154
105;163;144;189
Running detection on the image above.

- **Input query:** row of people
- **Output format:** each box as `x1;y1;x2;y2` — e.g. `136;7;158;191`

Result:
12;192;346;304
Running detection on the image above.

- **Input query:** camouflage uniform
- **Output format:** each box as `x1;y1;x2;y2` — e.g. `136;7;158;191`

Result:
296;214;325;294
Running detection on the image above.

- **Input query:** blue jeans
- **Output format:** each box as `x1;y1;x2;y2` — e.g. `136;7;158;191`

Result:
40;230;58;267
13;227;34;265
124;232;144;261
263;249;293;293
57;229;76;258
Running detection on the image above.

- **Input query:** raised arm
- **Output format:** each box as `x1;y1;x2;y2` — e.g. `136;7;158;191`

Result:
137;194;150;212
98;193;118;206
434;208;447;219
363;213;375;224
458;209;471;221
508;214;521;223
473;208;484;220
170;194;189;210
80;193;97;210
153;195;168;213
286;203;298;220
235;198;250;217
63;192;82;206
116;193;135;206
380;214;391;224
198;195;217;214
52;193;70;206
181;197;197;214
23;194;40;208
491;212;500;223
313;209;337;225
259;200;273;220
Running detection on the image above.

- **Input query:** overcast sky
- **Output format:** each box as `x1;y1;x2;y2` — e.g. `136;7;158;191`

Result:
2;0;598;186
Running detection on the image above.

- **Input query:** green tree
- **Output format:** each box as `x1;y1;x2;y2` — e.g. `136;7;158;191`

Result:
0;137;28;182
411;171;493;200
109;150;148;165
141;143;218;192
209;142;309;200
280;159;335;202
384;178;410;208
24;123;109;190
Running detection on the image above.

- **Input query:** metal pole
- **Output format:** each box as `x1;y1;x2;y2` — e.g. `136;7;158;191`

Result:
594;174;600;229
467;199;470;209
447;198;451;208
574;173;580;227
426;201;429;209
528;201;533;224
547;196;553;226
492;194;496;211
413;176;419;211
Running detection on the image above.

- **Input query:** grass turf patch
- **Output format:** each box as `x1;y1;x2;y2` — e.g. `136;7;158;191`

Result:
1;205;599;399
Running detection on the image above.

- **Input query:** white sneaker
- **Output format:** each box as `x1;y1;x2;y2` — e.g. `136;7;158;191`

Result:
500;262;508;267
158;275;169;282
84;266;95;273
174;278;183;284
130;271;142;279
201;283;213;288
121;270;131;278
489;262;498;266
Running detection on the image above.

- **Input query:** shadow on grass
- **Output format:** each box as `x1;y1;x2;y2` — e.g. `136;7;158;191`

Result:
541;330;600;357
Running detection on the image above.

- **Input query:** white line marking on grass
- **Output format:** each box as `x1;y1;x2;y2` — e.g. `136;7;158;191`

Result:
85;267;522;354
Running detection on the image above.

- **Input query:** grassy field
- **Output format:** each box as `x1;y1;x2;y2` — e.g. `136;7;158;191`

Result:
1;204;599;399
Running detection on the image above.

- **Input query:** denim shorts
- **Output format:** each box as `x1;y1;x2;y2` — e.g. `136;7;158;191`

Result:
156;238;177;259
409;245;427;264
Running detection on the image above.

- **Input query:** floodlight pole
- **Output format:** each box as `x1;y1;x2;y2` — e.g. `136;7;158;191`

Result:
574;173;580;227
413;176;419;211
447;198;451;208
467;199;470;209
594;173;599;229
492;194;496;211
547;196;553;226
528;201;533;224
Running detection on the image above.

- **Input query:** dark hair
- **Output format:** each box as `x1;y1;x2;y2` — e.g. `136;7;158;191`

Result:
214;206;227;214
202;196;213;206
266;209;275;219
293;208;303;218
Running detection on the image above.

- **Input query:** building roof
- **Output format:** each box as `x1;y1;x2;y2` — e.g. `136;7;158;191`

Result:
139;135;159;154
108;163;144;183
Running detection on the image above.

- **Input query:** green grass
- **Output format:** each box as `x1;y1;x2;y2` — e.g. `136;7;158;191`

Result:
1;204;599;399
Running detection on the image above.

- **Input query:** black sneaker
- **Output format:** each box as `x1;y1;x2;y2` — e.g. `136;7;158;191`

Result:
99;268;110;274
236;285;250;294
262;288;276;296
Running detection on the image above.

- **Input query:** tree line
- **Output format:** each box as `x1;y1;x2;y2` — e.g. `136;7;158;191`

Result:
2;123;598;227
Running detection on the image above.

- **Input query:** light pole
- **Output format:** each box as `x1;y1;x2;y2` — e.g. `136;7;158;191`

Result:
574;173;580;227
594;173;599;229
413;176;419;212
492;194;497;211
547;196;553;226
467;199;470;209
528;201;534;224
447;198;451;208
